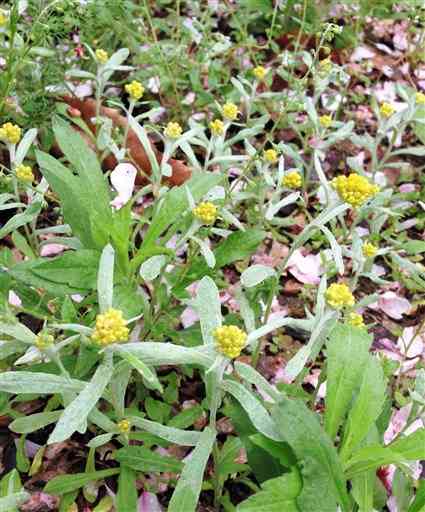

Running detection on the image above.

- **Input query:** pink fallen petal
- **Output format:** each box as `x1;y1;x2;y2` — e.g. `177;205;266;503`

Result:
138;491;162;512
40;243;68;257
350;45;376;61
399;183;415;193
181;307;199;328
384;404;412;444
8;290;22;307
397;326;424;358
377;291;411;319
71;294;84;303
287;249;322;285
110;163;137;210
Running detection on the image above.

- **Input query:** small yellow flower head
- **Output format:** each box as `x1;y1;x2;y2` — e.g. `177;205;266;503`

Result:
282;170;302;189
253;65;267;81
95;49;109;64
380;102;395;118
35;332;54;351
325;283;355;309
214;325;247;359
193;201;217;225
16;164;34;183
264;148;278;164
0;12;7;27
362;241;378;258
319;115;332;128
319;58;332;73
0;122;21;145
125;80;144;101
332;173;379;208
416;92;425;105
91;308;129;346
209;119;224;136
118;419;131;434
348;312;365;328
164;121;182;139
222;102;239;121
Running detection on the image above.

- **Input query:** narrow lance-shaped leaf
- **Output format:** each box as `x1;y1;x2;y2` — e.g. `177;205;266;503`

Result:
168;427;216;512
97;244;114;313
192;276;222;345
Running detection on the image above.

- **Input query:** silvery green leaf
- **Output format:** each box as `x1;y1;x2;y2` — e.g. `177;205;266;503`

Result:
118;342;215;367
225;124;265;148
190;236;215;269
314;152;331;203
325;121;354;146
0;372;85;394
230;77;250;100
241;265;276;288
115;346;162;392
129;416;201;446
277;143;304;167
139;255;167;281
185;185;196;210
320;226;344;275
50;323;92;336
97;244;114;313
192;276;222;345
10;411;62;434
392;147;425;157
87;432;115;448
313;203;349;228
168;427;216;512
205;186;225;201
235;362;281;402
103;48;130;81
0;321;35;344
161;162;172;177
180;141;203;170
48;358;114;444
208;155;249;166
66;69;96;80
221;380;282;441
128;116;160;180
0;492;30;511
14;346;41;365
15;128;37;166
0;340;26;359
247;317;312;347
235;287;255;332
302;51;313;67
265;192;300;220
314;275;328;316
284;312;337;382
305;96;318;125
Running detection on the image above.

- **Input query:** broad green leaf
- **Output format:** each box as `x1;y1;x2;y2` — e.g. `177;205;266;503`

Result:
345;429;425;477
15;128;37;166
48;358;114;444
0;202;41;239
408;479;425;512
222;379;281;441
168;427;216;512
45;468;120;495
340;357;386;461
325;324;372;439
235;362;282;402
249;434;296;468
115;445;183;472
193;276;221;345
237;472;301;512
97;244;114;312
87;433;114;448
272;398;351;512
0;321;35;344
9;411;62;434
116;466;138;512
129;416;201;446
0;372;84;394
139;255;167;281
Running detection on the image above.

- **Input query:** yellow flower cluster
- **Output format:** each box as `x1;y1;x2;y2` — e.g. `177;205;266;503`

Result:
193;201;217;225
222;102;239;121
319;115;332;128
380;102;395;118
91;308;129;346
325;283;355;309
332;173;379;208
416;92;425;105
118;419;131;434
125;80;144;101
264;148;278;163
282;171;302;189
16;164;34;183
210;119;224;136
0;12;7;26
253;65;267;81
95;49;109;64
363;242;378;258
35;332;54;350
0;122;21;145
214;325;247;358
348;312;365;328
164;121;182;139
319;58;332;73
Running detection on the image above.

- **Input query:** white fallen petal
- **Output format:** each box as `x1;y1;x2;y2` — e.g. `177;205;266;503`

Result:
110;163;137;210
